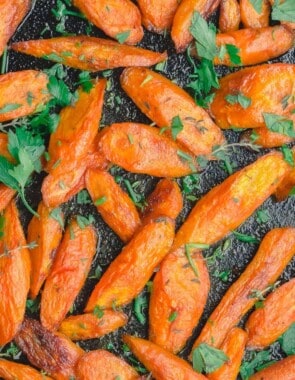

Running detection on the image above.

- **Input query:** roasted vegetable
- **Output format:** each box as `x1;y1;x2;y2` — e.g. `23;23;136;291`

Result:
0;133;15;212
218;0;240;32
240;0;270;28
274;168;295;201
241;127;295;148
249;355;295;380
0;359;52;380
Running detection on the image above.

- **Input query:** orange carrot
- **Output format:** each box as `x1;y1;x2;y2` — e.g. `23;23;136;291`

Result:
240;0;270;28
241;127;294;148
219;0;240;32
0;359;53;380
0;134;16;212
274;168;295;201
249;356;295;380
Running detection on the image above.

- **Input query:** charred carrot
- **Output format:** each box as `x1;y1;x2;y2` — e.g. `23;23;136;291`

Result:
240;0;270;28
12;36;167;71
249;356;295;380
0;359;53;380
120;67;225;157
219;0;240;32
85;217;174;311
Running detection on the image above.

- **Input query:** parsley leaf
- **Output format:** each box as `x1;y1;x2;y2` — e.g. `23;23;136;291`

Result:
192;343;228;374
272;0;295;22
76;71;94;93
0;103;21;114
47;76;74;107
279;323;295;355
249;0;263;13
281;144;295;167
116;30;131;44
225;44;242;65
50;207;64;229
225;93;251;109
171;116;184;140
133;294;147;325
256;209;270;224
232;231;259;244
263;113;295;137
76;215;95;229
240;350;274;379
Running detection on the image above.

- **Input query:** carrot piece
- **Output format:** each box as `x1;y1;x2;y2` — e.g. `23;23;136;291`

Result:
76;350;139;380
241;127;294;148
120;67;225;157
85;169;141;242
98;122;198;177
11;36;167;71
15;318;84;380
218;0;240;33
123;335;207;380
240;0;270;28
41;219;97;331
246;278;295;349
207;328;248;380
137;0;180;33
191;228;295;353
274;169;295;201
59;310;127;341
249;356;295;380
27;201;63;299
149;247;210;354
73;0;143;45
210;63;295;129
0;185;16;213
0;70;50;122
0;201;30;346
0;359;53;380
85;217;175;311
171;0;221;52
0;133;12;161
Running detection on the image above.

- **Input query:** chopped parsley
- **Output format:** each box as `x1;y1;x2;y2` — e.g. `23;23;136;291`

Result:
116;30;131;44
192;343;228;374
263;113;295;137
271;0;295;22
171;115;184;140
225;93;251;109
249;0;264;13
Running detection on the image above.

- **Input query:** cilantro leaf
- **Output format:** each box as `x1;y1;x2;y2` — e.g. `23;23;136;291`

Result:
263;113;295;137
225;93;251;109
281;144;295;167
47;76;74;107
279;323;295;355
116;30;131;44
240;350;273;379
171;116;184;140
76;71;94;93
225;44;242;65
76;215;95;229
272;0;295;22
249;0;263;13
192;343;228;374
0;103;21;114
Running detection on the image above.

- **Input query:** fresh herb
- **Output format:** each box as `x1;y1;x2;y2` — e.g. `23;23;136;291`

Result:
225;93;251;109
95;196;107;206
272;0;295;22
206;239;230;266
93;305;104;319
0;214;5;238
1;46;8;74
26;298;40;313
0;342;21;360
123;179;146;210
0;103;21;114
281;144;295;167
281;94;291;110
263;113;295;137
240;350;274;379
192;343;228;374
190;12;217;60
47;75;75;107
248;282;280;301
50;207;64;229
76;71;94;93
249;0;263;13
134;294;147;325
155;60;167;72
232;231;259;244
225;44;242;65
184;244;202;278
52;0;85;34
88;265;102;280
256;209;270;224
76;189;91;205
116;30;131;44
140;74;153;87
171;116;184;140
279;323;295;355
290;186;295;196
213;269;230;282
76;215;95;229
168;311;178;322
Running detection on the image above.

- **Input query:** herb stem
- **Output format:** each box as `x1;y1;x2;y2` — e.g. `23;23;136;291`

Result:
1;47;8;74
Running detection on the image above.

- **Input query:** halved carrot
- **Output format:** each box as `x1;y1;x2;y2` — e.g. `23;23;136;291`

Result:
41;219;97;331
76;350;139;380
0;359;53;380
11;36;167;71
120;67;225;157
241;127;294;148
59;310;127;341
0;70;50;122
249;356;295;380
274;168;295;201
98;123;198;177
219;0;240;33
73;0;143;45
85;169;141;242
85;217;175;311
27;201;64;299
0;201;30;346
240;0;270;28
246;278;295;349
123;335;207;380
191;228;295;353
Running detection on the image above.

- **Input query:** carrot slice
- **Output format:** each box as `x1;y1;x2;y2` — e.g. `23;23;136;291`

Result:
0;359;53;380
240;0;270;28
219;0;240;33
249;356;295;380
11;36;167;71
120;67;225;157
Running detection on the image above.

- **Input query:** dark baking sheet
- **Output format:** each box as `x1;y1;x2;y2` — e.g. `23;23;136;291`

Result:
1;0;295;377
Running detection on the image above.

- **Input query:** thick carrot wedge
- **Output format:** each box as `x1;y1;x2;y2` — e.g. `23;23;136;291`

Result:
0;70;50;122
73;0;143;45
76;350;139;380
240;0;270;28
98;123;198;177
171;0;221;52
274;169;295;201
0;201;30;346
137;0;180;33
246;278;295;349
59;310;127;341
210;63;295;129
12;36;167;71
249;356;295;380
85;169;141;242
27;201;63;299
123;335;207;380
41;219;97;331
120;67;225;156
0;0;31;56
85;217;174;311
207;328;247;380
15;318;84;380
241;127;294;148
191;228;295;353
0;359;53;380
219;0;240;33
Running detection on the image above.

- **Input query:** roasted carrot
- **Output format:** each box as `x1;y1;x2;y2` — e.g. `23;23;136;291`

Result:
207;328;248;380
98;123;198;177
240;0;270;28
0;201;30;346
0;70;50;122
0;359;53;380
274;169;295;201
0;134;16;212
59;310;127;341
76;350;139;380
12;36;167;71
85;169;141;242
41;219;97;331
120;67;225;157
246;278;295;349
241;127;294;148
191;228;295;353
73;0;143;45
218;0;240;32
85;217;174;311
249;355;295;380
210;63;295;129
123;335;207;380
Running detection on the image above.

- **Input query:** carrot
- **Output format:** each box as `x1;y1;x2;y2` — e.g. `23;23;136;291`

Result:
274;169;295;201
207;328;248;380
249;356;295;380
246;278;295;349
218;0;240;33
241;127;294;148
27;201;64;299
120;67;225;157
85;169;141;242
58;310;127;341
41;219;97;331
240;0;270;28
210;63;295;129
0;70;50;122
98;122;198;177
75;350;139;380
73;0;143;45
0;134;16;212
0;201;30;346
191;228;295;354
0;359;53;380
11;36;167;71
85;217;175;311
123;335;207;380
